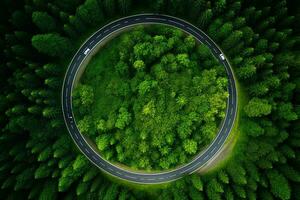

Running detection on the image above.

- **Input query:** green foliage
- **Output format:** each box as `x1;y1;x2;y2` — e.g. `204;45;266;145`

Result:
32;11;56;32
267;170;291;200
244;98;272;117
183;139;198;154
32;33;73;57
73;25;228;170
0;0;299;199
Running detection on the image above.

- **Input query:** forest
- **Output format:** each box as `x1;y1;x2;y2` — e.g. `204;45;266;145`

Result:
0;0;299;199
73;25;228;170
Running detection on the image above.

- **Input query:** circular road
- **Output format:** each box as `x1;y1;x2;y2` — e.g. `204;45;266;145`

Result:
62;14;238;184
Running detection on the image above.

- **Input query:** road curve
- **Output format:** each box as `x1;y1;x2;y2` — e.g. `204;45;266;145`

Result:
62;14;238;184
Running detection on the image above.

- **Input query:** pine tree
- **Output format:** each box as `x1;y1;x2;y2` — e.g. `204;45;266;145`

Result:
32;33;73;58
267;170;291;200
32;11;56;32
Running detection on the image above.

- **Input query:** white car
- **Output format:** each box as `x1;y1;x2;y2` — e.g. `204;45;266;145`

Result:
219;54;225;60
84;48;90;55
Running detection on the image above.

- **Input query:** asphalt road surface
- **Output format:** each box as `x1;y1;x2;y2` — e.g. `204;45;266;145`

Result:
62;14;238;184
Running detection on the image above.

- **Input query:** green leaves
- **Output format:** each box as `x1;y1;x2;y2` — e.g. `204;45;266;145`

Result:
72;24;228;170
183;139;198;154
133;60;145;70
0;0;299;198
115;107;131;129
191;174;203;191
32;11;56;32
244;98;272;117
31;33;73;58
267;170;291;200
138;80;157;95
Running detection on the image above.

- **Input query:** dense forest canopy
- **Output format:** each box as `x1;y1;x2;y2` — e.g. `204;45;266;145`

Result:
73;25;228;170
0;0;299;199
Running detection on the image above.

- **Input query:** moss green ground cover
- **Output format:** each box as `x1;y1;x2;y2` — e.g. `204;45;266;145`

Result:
73;25;228;171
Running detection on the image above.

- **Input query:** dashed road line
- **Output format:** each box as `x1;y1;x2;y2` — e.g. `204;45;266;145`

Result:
112;24;121;29
89;40;95;45
116;171;122;175
96;34;102;39
92;155;97;160
167;19;184;27
146;17;159;21
204;154;209;160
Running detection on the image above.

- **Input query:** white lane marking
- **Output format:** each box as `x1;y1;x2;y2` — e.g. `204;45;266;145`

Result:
96;34;102;39
112;24;120;29
99;162;104;167
213;48;218;53
224;64;229;74
70;124;74;129
186;26;204;39
84;148;89;153
67;77;72;85
75;134;78;139
104;29;109;33
212;146;217;152
89;40;94;45
204;154;209;160
125;174;137;179
124;20;128;24
65;101;68;111
79;141;83;146
116;171;122;175
134;18;140;21
229;78;234;89
70;65;76;74
186;26;193;32
92;155;97;160
221;134;226;140
230;108;234;115
167;19;184;26
180;170;186;174
146;17;159;21
108;167;113;171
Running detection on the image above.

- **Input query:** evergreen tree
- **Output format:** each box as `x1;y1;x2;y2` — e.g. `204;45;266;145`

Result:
32;11;57;32
32;33;73;57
